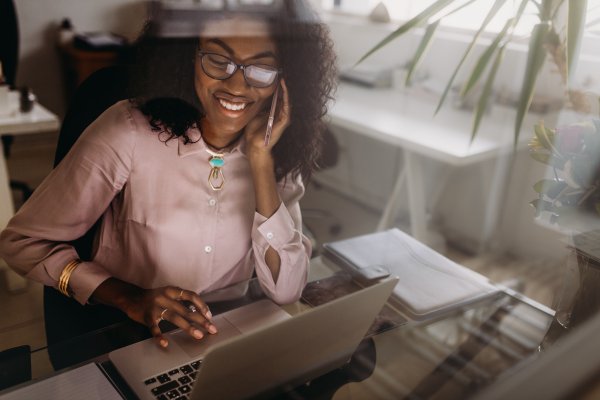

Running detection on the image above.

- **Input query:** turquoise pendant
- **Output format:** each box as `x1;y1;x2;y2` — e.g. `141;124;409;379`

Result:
209;156;224;168
208;155;225;191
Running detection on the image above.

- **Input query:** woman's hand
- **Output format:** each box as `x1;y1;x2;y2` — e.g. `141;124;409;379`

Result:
92;279;217;348
244;78;291;160
130;286;217;348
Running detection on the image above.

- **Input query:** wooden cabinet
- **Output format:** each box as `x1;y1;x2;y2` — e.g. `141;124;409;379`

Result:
59;44;124;102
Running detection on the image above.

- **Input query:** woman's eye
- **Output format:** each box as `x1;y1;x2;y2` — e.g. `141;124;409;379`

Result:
207;56;230;68
213;61;229;68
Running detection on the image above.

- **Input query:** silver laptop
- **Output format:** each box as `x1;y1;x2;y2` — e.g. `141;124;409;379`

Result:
109;278;398;400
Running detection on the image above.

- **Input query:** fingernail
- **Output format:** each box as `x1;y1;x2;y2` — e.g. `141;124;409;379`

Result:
208;325;218;334
193;329;203;339
206;310;213;319
160;339;168;348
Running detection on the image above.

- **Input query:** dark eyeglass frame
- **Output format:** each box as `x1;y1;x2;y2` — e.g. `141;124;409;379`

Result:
197;50;282;88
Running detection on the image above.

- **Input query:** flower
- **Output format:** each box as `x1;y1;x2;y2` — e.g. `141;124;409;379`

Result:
529;118;600;223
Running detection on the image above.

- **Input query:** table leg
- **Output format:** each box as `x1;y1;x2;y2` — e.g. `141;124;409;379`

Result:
376;150;447;251
404;151;427;242
0;139;27;292
376;166;406;232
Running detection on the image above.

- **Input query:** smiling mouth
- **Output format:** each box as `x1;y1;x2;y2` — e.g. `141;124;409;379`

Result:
218;98;248;111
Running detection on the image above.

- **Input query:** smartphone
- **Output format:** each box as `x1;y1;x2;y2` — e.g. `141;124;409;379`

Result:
264;83;281;146
355;264;391;283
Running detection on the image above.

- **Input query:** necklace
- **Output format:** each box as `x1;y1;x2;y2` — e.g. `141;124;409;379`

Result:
205;148;225;191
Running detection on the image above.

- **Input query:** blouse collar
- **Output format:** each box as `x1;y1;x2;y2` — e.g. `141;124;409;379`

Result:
177;126;247;158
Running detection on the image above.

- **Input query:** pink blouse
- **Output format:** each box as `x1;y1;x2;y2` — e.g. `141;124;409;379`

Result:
0;101;311;305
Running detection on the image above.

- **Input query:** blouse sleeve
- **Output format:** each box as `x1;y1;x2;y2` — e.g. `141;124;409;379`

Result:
251;174;311;304
0;101;136;304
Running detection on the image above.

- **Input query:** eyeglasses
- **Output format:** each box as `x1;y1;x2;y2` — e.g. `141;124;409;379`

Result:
197;50;281;88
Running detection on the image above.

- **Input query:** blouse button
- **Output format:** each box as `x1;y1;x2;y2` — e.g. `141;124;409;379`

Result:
204;245;212;253
208;198;216;206
266;232;274;240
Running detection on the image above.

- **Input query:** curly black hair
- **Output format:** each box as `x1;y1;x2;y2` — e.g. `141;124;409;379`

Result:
127;0;337;182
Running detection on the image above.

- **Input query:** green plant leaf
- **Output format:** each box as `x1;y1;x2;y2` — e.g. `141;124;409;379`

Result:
406;20;440;86
571;156;595;187
398;0;479;87
435;0;509;115
533;179;554;193
567;0;587;84
471;43;506;141
534;122;555;150
530;152;552;165
357;0;456;65
529;198;556;215
529;199;542;209
533;179;568;198
462;18;513;97
514;22;550;144
543;125;556;143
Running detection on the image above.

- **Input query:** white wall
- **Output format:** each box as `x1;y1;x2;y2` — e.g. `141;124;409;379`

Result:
14;0;147;117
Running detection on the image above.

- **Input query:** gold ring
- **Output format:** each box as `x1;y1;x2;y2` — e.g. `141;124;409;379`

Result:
159;308;168;322
177;289;184;301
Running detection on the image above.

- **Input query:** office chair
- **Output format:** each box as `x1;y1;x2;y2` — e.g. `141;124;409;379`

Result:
0;0;18;89
0;0;35;203
43;65;151;370
0;345;31;391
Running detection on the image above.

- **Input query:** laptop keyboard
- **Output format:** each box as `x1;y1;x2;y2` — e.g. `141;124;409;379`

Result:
144;360;202;400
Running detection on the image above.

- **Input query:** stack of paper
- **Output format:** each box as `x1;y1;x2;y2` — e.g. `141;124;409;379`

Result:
323;229;499;321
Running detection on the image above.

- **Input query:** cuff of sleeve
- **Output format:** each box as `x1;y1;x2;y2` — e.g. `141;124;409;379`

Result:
253;202;297;249
68;261;112;305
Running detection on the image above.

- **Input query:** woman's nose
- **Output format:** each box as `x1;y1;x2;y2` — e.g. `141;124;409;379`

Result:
225;67;249;91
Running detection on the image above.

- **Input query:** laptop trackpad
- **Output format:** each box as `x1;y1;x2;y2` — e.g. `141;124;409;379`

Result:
222;299;291;333
171;316;242;359
171;299;290;358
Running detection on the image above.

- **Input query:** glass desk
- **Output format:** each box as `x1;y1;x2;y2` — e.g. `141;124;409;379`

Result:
0;257;555;399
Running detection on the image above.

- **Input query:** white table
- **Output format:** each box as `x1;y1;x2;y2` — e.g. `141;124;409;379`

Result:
328;83;541;248
0;92;60;291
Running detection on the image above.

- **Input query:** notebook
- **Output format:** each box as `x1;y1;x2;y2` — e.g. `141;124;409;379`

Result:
323;228;499;321
108;278;398;400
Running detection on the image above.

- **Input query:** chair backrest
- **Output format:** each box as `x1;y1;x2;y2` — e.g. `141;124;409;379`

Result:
44;65;132;369
0;0;19;86
55;65;129;164
54;65;129;259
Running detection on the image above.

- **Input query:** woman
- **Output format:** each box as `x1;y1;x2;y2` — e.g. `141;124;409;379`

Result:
0;1;336;349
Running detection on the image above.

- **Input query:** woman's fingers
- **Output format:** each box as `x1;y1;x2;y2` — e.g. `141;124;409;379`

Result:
161;307;205;340
150;287;217;341
148;309;169;348
174;288;218;334
264;79;290;147
278;78;291;126
143;286;220;347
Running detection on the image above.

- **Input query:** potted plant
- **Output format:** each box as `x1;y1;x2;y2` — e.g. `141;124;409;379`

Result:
530;112;600;347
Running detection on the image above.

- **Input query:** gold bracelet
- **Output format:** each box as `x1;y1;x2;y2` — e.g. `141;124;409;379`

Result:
58;259;81;297
59;260;80;296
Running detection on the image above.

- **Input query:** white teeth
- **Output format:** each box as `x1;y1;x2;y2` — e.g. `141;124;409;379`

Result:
218;99;247;111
